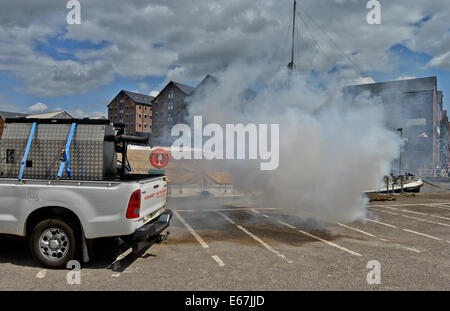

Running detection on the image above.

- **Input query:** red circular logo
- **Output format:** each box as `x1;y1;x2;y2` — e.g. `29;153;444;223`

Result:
149;148;169;169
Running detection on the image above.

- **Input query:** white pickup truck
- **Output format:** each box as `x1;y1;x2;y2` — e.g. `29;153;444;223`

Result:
0;118;172;268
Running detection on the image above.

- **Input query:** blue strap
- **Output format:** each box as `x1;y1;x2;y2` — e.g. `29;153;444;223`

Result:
58;123;77;179
18;122;37;181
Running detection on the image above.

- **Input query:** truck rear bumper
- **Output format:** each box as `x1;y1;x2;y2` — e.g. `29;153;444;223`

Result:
132;210;172;252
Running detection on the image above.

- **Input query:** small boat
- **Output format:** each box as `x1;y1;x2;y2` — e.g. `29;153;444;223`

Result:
364;179;424;194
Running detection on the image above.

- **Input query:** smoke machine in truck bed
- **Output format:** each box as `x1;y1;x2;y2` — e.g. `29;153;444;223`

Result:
0;118;148;181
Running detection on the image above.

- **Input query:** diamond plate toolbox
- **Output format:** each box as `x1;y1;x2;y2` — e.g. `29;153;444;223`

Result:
0;121;112;180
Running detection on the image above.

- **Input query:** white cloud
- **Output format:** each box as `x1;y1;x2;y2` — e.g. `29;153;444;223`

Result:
137;82;162;97
395;76;417;81
68;108;106;119
27;102;48;113
149;90;159;97
426;52;450;70
0;0;449;97
343;77;375;86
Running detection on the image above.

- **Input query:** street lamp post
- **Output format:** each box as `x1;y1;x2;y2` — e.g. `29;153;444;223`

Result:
397;128;403;193
397;128;403;175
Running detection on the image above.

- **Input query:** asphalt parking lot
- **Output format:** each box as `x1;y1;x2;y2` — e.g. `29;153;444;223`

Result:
1;193;450;290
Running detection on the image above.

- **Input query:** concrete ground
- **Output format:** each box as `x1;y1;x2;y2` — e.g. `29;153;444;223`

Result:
0;192;449;290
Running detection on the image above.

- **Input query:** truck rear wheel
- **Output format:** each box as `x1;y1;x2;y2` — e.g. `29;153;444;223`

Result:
30;218;78;268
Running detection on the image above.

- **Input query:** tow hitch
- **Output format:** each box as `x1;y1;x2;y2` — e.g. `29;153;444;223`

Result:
156;231;170;244
132;210;172;253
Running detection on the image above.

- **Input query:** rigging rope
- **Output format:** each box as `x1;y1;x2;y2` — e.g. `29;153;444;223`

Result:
298;14;335;69
296;3;364;75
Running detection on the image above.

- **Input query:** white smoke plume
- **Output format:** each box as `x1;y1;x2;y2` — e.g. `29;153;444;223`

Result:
183;60;403;223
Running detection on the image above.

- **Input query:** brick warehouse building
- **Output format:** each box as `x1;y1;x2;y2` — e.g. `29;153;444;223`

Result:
151;81;195;145
107;90;153;138
344;77;444;175
151;75;257;146
0;111;27;140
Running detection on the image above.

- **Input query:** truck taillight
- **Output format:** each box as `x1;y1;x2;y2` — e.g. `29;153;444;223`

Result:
126;190;141;219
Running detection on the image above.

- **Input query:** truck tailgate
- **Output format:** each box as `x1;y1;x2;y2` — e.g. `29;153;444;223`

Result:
139;176;167;223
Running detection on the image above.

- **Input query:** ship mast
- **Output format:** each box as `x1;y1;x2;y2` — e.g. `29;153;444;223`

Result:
287;0;297;70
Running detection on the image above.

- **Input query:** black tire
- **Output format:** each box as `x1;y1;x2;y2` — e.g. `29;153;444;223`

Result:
29;218;78;268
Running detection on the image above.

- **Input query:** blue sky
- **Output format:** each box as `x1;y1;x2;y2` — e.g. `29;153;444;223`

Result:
0;0;449;116
0;72;165;116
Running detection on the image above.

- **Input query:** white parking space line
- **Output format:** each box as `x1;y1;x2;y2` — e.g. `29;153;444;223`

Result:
295;228;362;257
378;205;450;221
363;218;424;253
258;210;386;243
370;207;450;241
266;212;420;253
173;210;209;249
371;203;450;208
370;202;450;215
173;211;228;267
382;206;428;215
429;214;450;221
36;269;47;279
371;208;450;227
401;246;422;253
369;207;399;215
216;212;293;264
211;255;225;267
277;220;297;230
259;209;422;254
402;229;443;241
336;222;389;241
262;211;419;255
261;215;362;257
365;218;397;228
422;204;450;212
400;214;450;227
